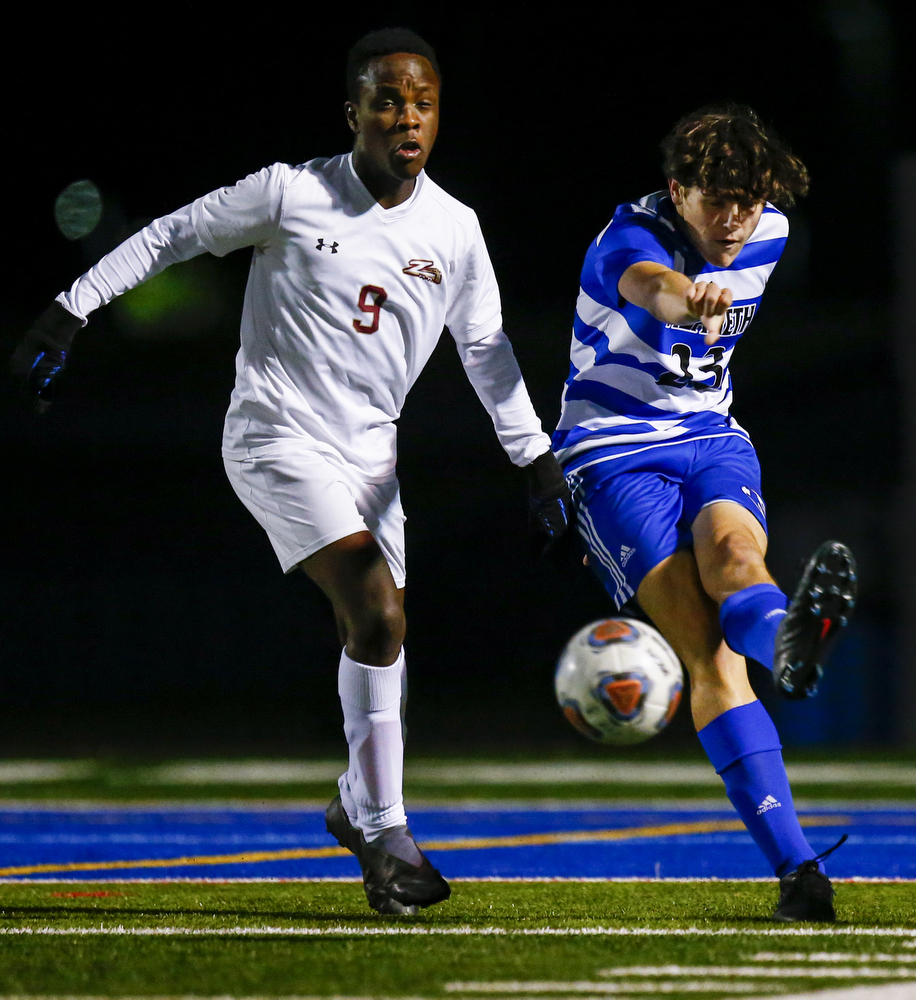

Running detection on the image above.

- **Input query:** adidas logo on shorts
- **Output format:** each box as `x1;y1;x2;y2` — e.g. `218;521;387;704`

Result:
757;794;782;815
620;545;635;568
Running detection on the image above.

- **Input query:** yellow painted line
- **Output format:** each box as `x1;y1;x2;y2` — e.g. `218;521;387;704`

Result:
0;846;347;877
0;815;851;878
417;815;850;852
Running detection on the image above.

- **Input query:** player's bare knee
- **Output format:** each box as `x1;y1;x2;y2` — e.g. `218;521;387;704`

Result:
346;601;406;666
714;525;762;567
693;504;770;602
699;528;769;604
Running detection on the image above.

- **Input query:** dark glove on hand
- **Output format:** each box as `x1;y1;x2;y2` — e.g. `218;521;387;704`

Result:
11;301;83;413
525;449;574;559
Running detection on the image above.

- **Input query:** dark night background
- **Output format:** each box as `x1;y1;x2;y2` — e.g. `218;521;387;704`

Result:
3;5;913;758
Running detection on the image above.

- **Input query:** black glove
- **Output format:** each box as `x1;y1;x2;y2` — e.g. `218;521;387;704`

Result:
11;301;83;413
525;449;574;559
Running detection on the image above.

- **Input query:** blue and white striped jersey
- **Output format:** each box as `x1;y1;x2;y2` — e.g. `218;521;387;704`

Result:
552;191;788;472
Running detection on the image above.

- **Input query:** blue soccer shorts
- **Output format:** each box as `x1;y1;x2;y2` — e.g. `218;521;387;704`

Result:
565;434;768;609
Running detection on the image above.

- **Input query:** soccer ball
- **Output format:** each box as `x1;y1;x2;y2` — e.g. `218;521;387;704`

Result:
554;618;684;745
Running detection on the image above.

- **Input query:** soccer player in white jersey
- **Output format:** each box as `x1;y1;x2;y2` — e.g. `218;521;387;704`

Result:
553;105;856;921
12;28;572;915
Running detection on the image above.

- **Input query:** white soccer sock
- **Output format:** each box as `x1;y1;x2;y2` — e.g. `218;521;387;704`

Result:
337;648;408;839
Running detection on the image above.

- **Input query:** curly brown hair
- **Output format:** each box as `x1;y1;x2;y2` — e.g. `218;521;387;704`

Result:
661;104;810;208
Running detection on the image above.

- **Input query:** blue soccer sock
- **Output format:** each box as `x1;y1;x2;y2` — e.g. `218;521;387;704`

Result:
719;583;788;671
698;701;817;876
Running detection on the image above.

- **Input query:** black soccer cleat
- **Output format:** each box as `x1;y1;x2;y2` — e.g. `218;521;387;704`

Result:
325;795;451;915
772;835;848;922
773;860;837;922
774;540;857;700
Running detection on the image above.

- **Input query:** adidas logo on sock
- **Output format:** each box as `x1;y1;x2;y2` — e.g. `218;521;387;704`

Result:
620;545;635;568
764;608;788;621
757;794;782;815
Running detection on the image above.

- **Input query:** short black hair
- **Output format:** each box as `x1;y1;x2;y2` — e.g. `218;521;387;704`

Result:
346;28;441;101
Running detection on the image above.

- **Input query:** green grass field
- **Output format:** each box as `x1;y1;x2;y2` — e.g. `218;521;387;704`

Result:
4;880;916;998
3;881;916;997
2;755;916;999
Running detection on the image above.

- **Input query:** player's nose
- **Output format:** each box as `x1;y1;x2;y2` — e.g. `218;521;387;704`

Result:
397;104;421;129
725;203;752;229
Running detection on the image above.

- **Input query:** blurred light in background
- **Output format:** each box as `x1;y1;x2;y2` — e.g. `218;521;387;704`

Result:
111;252;236;340
54;180;102;241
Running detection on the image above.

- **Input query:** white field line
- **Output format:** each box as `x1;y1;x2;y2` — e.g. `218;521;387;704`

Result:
445;987;916;1000
407;762;916;786
0;762;97;782
3;925;916;937
598;965;916;978
446;982;916;994
0;991;908;1000
753;952;916;962
0;799;913;812
6;759;916;786
133;761;916;786
722;987;916;1000
447;985;791;995
3;876;916;884
1;990;909;1000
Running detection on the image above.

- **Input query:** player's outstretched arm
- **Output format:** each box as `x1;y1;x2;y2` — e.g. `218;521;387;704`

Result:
619;261;732;345
10;205;223;412
10;167;283;413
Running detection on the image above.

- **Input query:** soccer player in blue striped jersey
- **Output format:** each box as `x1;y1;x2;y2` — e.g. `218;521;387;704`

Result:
554;105;857;921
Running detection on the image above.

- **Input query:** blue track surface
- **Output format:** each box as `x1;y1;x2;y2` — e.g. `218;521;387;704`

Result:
1;806;913;880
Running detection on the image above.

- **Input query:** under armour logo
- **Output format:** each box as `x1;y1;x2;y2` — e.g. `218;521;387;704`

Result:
316;239;339;253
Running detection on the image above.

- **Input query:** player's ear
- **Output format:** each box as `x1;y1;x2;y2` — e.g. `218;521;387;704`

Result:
345;101;359;135
668;178;684;205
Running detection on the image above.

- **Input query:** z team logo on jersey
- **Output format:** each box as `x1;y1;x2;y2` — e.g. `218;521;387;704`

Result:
667;302;757;337
402;259;442;284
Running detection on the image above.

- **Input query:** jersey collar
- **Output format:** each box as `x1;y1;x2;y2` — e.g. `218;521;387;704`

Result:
345;153;426;219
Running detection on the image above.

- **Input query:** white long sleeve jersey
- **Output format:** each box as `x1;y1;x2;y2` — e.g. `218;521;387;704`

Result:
60;154;550;479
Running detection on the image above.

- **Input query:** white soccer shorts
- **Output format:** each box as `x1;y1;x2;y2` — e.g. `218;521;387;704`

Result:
223;449;406;586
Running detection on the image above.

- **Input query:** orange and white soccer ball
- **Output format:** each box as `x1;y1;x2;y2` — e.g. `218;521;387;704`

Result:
554;618;684;745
